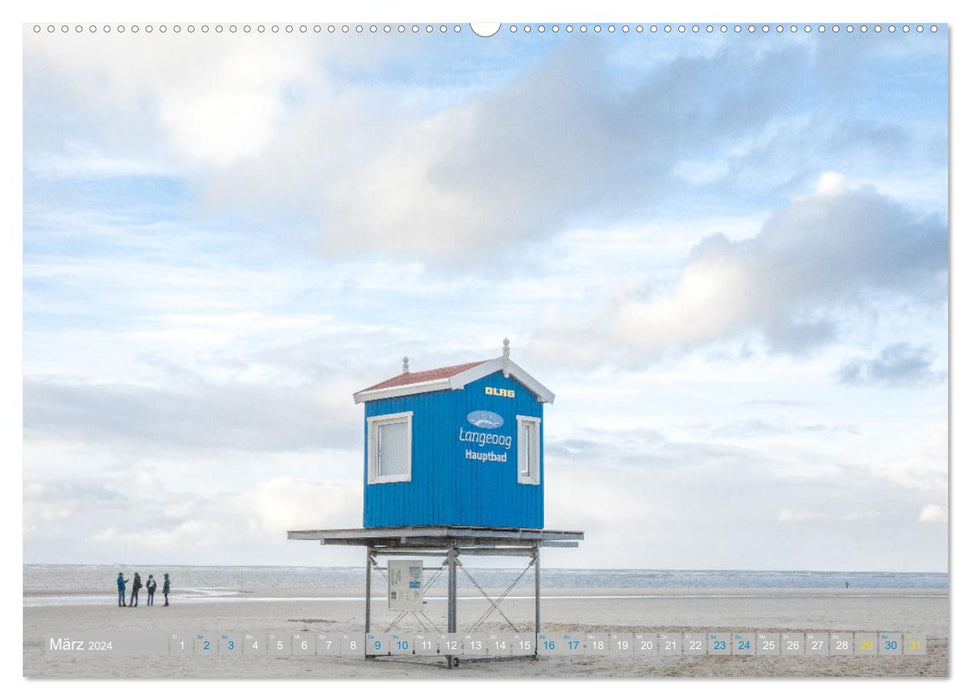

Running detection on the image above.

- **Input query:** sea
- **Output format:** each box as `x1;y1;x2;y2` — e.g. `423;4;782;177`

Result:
23;565;948;608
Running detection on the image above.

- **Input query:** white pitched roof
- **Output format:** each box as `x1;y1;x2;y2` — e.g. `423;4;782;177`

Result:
353;356;555;404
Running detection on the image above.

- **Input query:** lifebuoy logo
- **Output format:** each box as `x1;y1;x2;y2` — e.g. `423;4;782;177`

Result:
459;409;513;459
485;387;515;398
467;410;504;430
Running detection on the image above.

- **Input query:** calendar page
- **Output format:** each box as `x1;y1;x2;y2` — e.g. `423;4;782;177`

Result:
20;6;950;685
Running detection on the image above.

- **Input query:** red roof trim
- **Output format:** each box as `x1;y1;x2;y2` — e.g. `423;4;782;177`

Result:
360;360;489;393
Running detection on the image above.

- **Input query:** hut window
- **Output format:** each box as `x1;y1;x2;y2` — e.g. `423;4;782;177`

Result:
367;412;413;484
516;415;541;485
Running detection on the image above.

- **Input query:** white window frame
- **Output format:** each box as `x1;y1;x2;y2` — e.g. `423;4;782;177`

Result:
367;411;413;484
516;415;541;485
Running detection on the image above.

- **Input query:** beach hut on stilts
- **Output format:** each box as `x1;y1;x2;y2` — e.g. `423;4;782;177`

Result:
288;339;583;667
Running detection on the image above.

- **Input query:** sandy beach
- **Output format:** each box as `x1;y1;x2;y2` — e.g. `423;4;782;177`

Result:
23;587;948;678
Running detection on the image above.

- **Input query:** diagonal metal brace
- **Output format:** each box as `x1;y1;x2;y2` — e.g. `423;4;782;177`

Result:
460;554;535;633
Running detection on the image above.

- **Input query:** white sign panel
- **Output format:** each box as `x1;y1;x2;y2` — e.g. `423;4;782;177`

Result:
387;560;423;611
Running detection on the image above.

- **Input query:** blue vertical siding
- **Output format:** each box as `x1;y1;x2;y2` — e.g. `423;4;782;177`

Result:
362;370;545;528
363;389;457;527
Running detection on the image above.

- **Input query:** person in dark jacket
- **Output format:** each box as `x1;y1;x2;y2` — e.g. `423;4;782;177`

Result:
116;573;128;607
130;572;142;607
162;573;171;606
146;574;157;606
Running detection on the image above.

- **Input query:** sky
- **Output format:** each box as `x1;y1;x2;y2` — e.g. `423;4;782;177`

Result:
21;23;948;571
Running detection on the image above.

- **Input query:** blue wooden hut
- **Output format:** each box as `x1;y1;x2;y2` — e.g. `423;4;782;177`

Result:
353;340;554;529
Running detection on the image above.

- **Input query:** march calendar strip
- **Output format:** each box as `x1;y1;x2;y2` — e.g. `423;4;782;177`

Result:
45;631;925;657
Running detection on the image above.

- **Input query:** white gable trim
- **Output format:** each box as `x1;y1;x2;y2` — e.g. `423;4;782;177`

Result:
450;359;555;404
353;378;451;404
448;358;504;389
354;358;556;405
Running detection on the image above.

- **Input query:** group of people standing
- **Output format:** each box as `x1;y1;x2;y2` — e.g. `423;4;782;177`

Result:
116;572;170;607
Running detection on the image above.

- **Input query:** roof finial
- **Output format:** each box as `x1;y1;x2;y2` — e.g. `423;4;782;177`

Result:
402;356;410;374
502;338;510;377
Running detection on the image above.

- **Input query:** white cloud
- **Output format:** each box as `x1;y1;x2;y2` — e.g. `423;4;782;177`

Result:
672;158;731;185
193;40;869;262
25;29;946;267
25;151;178;179
872;448;948;493
20;29;948;572
88;478;361;548
778;509;825;522
25;471;363;565
235;477;361;536
24;31;321;169
840;510;879;521
918;504;947;523
815;171;847;193
93;519;230;548
838;343;943;386
779;509;880;523
156;45;311;167
23;378;362;453
533;180;946;366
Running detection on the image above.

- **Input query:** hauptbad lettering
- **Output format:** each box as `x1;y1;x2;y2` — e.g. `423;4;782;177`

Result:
465;449;508;463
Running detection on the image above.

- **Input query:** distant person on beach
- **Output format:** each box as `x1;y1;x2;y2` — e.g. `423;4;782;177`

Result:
116;573;128;607
162;573;170;606
130;572;142;607
845;581;849;589
146;575;157;606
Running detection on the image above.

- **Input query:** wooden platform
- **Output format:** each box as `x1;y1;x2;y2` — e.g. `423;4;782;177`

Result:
287;526;583;553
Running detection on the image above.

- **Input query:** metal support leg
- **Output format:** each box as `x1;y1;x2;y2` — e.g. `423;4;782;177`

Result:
534;543;540;658
446;542;459;668
365;546;372;634
447;542;457;633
